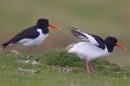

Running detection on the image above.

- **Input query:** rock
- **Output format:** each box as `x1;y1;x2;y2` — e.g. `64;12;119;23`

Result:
17;68;39;73
11;49;20;54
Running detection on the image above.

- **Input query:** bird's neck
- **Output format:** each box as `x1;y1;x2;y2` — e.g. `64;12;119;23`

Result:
105;44;114;53
36;26;49;34
41;27;49;34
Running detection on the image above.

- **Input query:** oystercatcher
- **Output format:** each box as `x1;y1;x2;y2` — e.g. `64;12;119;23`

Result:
61;26;127;74
1;18;61;54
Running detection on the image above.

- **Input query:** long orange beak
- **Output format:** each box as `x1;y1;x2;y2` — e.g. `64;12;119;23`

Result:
48;23;61;30
116;42;128;51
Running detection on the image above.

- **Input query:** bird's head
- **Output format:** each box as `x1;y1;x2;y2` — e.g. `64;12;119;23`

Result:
105;36;128;51
37;18;61;30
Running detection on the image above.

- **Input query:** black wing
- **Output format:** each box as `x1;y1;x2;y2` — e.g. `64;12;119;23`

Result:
89;34;105;49
2;26;39;48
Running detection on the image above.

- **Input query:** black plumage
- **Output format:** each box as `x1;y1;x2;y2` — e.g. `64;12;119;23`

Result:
2;19;49;49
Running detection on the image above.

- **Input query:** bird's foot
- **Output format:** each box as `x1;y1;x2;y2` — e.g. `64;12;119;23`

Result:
86;69;91;74
29;48;32;54
91;67;97;73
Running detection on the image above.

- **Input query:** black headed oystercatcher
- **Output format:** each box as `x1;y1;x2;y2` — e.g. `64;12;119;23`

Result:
1;18;61;54
61;26;127;74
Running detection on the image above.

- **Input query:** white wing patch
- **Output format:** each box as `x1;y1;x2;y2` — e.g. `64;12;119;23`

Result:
67;26;99;45
75;30;89;41
85;34;99;46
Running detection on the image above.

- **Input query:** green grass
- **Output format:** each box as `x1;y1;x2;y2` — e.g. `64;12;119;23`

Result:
0;48;130;86
0;0;129;67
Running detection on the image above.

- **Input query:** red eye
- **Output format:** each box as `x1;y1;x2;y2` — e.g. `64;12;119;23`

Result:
112;39;116;42
44;20;48;22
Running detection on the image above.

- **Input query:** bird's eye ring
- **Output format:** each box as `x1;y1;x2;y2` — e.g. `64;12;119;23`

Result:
44;20;48;22
112;39;116;42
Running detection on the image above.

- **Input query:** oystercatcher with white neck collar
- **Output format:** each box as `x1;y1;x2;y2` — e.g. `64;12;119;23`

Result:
61;26;127;74
1;18;61;54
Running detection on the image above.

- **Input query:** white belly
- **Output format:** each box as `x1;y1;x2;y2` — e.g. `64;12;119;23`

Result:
18;29;49;47
68;42;111;61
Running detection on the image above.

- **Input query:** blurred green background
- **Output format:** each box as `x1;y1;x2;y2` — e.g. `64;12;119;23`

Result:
0;0;130;68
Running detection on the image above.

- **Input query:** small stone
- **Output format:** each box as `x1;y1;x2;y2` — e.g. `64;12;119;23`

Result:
11;49;20;54
17;68;38;73
32;61;40;65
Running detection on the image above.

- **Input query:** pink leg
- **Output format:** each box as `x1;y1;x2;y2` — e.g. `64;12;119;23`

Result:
30;48;32;54
86;60;90;74
90;61;96;73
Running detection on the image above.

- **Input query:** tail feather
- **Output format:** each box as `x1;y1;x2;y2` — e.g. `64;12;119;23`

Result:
60;43;75;55
1;42;10;49
60;51;68;55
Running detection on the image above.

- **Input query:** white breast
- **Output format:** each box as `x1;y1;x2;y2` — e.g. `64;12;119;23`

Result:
18;29;49;47
68;42;111;61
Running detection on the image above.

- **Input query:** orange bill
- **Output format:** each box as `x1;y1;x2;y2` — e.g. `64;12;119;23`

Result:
116;42;128;51
49;23;61;30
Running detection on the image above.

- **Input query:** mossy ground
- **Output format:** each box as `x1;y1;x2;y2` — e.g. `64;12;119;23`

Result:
0;48;130;86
